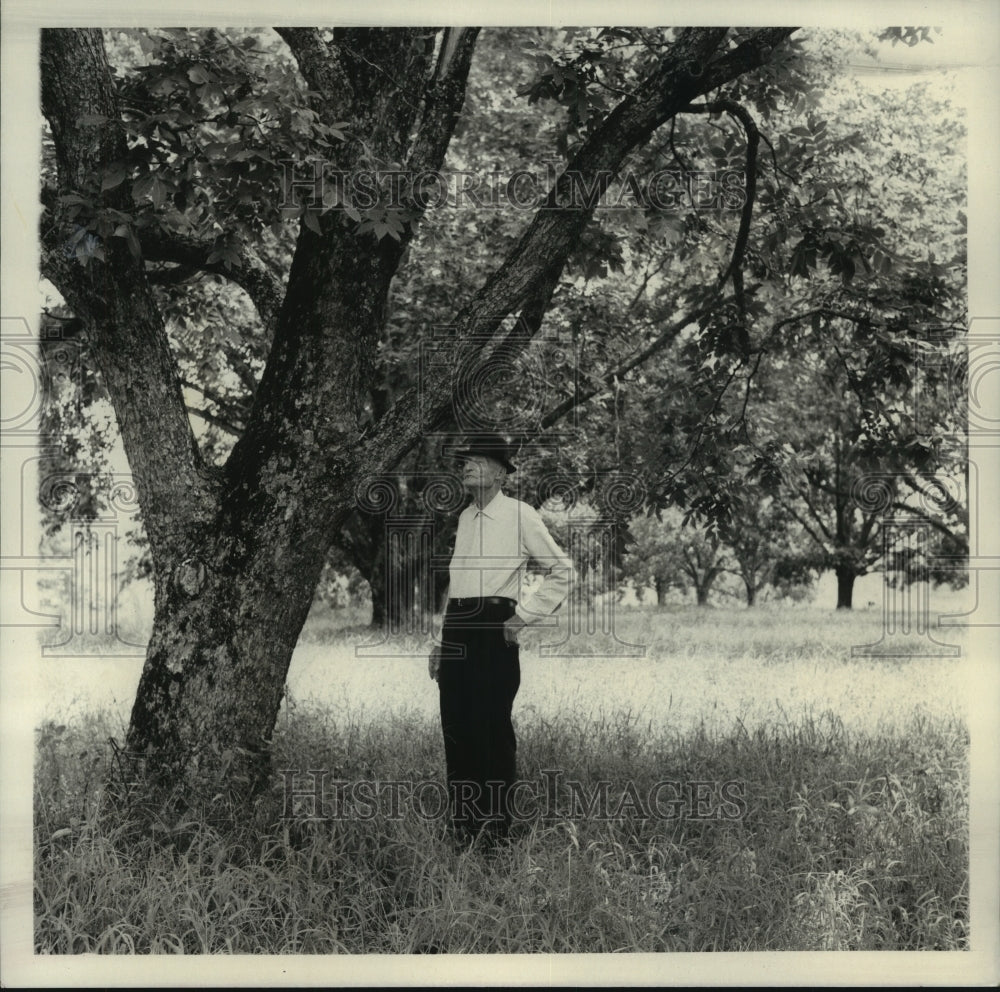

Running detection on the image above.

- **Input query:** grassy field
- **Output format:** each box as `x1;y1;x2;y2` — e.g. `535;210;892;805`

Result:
34;604;970;953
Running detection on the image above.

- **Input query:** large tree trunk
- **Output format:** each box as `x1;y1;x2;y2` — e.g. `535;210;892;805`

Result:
745;581;757;607
124;502;343;799
835;564;856;610
40;27;426;799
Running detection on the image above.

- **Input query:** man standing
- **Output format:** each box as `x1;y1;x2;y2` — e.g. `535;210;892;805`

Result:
429;433;574;846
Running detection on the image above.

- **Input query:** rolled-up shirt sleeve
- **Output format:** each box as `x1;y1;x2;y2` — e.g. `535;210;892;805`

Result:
515;505;575;623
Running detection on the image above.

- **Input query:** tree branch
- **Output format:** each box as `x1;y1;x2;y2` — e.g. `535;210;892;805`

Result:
406;28;480;176
450;29;731;334
888;501;966;542
180;377;249;430
699;28;799;82
273;28;353;122
220;344;261;400
535;292;737;434
739;348;766;423
40;28;219;570
370;35;797;469
899;469;965;520
681;98;760;353
792;484;836;544
139;228;284;335
780;500;832;554
186;405;243;436
145;264;201;288
398;29;795;434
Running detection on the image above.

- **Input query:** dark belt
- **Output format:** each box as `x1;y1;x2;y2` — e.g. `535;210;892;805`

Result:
448;596;516;608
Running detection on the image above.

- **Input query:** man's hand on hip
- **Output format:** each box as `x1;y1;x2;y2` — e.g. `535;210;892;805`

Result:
503;614;527;644
428;643;442;681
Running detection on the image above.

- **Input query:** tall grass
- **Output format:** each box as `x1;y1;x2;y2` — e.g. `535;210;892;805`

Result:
35;696;968;952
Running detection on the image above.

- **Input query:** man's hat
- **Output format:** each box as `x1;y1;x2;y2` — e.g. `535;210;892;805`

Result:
452;433;517;474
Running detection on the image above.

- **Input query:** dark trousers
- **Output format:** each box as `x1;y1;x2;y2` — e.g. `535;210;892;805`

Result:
438;598;520;842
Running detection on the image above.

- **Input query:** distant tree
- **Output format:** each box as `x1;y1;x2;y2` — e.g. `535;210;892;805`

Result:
623;508;728;607
615;55;968;609
680;527;729;606
719;491;811;605
755;313;966;609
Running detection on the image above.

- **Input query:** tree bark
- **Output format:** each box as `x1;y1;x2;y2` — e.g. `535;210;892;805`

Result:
124;497;339;798
40;30;218;571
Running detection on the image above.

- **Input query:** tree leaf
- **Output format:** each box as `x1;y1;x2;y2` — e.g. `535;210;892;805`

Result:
101;162;129;190
150;177;170;210
302;208;322;235
132;173;155;202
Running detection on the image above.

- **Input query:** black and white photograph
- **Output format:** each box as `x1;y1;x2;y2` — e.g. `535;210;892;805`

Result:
2;0;998;986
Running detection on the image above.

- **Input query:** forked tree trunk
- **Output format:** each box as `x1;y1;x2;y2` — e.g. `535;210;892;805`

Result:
693;564;724;606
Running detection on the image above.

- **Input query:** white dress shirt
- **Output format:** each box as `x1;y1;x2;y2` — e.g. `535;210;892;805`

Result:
448;490;574;622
